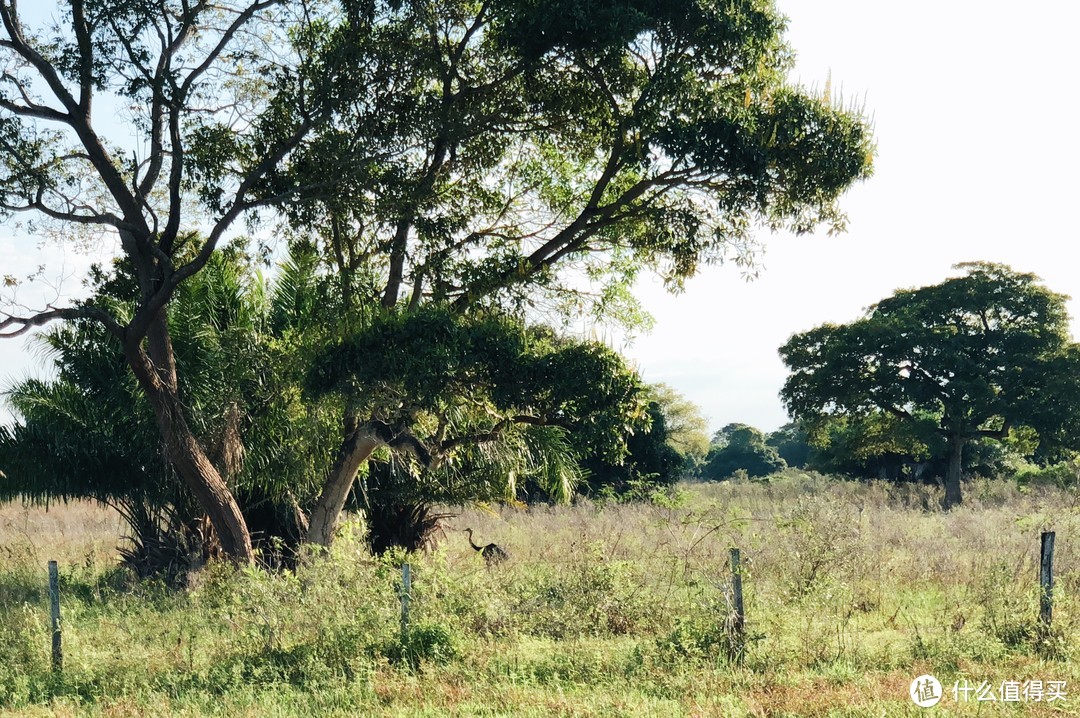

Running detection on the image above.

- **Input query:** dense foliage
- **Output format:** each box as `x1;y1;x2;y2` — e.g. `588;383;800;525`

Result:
580;400;684;497
780;262;1080;507
1;249;662;559
700;423;785;480
0;250;337;573
1;0;873;559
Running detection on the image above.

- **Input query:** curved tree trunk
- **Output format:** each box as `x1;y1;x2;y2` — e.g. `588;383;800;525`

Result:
125;312;254;563
305;422;385;547
942;435;965;510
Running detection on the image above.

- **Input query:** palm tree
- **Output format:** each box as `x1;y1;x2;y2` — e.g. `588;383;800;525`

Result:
0;247;335;574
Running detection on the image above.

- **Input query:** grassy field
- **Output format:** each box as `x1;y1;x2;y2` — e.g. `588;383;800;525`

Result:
0;472;1077;717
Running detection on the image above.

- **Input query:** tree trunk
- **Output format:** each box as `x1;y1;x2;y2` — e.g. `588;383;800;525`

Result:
305;423;385;547
125;313;255;563
942;435;965;510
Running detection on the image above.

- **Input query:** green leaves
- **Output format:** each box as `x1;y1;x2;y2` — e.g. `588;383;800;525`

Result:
278;0;874;320
307;307;647;463
780;262;1080;454
701;423;785;480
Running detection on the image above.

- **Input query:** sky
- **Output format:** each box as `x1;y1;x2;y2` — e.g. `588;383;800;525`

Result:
617;0;1080;433
3;1;1080;433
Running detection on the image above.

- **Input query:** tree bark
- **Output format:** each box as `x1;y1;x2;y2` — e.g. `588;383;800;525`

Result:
942;434;965;510
125;313;255;563
305;422;386;547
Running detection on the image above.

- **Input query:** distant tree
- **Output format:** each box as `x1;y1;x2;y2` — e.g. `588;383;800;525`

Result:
701;423;785;480
647;383;711;471
765;423;813;469
580;400;683;497
780;262;1080;508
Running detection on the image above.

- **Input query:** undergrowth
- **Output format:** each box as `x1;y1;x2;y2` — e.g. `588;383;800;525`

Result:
0;473;1076;716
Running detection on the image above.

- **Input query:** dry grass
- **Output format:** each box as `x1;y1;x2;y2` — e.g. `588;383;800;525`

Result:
0;500;123;567
0;473;1077;716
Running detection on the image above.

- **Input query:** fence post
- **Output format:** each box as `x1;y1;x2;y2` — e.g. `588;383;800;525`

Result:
729;547;745;660
1039;531;1055;626
400;563;412;641
48;560;62;672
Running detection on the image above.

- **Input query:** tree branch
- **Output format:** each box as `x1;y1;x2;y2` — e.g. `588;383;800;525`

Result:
0;304;123;339
69;0;94;116
0;2;144;224
177;0;281;101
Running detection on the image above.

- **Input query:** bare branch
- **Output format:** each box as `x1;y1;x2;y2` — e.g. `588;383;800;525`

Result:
178;0;281;101
0;2;143;224
0;195;127;228
0;303;123;339
0;73;69;121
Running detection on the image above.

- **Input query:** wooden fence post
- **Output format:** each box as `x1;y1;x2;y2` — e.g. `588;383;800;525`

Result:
729;547;745;660
1039;531;1055;626
48;560;62;672
400;563;412;641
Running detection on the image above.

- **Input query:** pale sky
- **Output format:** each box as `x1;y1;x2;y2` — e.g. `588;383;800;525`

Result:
620;0;1080;432
3;1;1080;434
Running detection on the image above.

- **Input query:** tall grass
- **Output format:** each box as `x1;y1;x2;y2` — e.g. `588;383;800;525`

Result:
0;473;1076;716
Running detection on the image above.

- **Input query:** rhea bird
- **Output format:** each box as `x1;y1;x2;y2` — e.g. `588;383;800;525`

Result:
463;528;509;564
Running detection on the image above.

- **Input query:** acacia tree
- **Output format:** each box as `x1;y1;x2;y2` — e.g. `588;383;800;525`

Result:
0;0;345;561
780;262;1080;508
281;0;875;544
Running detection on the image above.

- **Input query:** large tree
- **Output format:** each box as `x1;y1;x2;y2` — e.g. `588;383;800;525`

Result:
284;0;875;543
1;0;874;558
0;0;338;562
780;262;1080;508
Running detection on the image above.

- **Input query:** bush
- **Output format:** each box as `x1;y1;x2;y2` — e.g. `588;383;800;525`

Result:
380;623;458;668
1015;458;1080;491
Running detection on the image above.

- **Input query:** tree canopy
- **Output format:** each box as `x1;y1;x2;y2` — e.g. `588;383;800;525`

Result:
1;0;874;561
280;0;875;316
647;383;711;467
701;422;785;480
780;262;1080;507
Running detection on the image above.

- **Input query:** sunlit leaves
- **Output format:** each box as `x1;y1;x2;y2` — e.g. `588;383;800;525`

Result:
277;0;874;324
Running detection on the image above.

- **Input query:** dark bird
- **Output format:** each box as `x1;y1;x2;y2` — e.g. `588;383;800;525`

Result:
464;528;509;564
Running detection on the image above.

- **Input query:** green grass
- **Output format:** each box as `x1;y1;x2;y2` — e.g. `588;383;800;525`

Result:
0;473;1077;716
